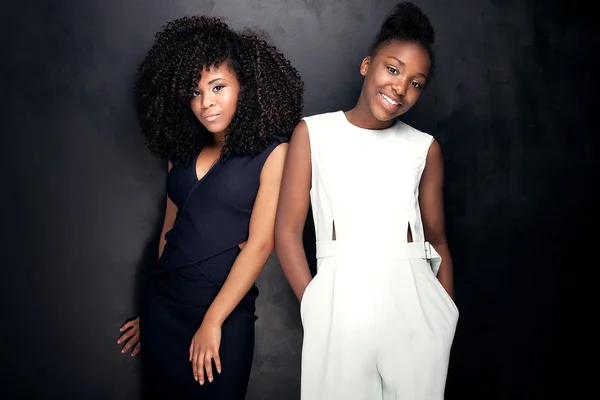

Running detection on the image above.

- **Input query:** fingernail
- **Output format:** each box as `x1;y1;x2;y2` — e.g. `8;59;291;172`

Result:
194;376;198;382
121;350;125;353
117;340;121;344
119;328;123;331
199;380;204;385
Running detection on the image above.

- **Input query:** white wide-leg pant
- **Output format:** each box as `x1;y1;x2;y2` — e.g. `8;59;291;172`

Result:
300;241;458;400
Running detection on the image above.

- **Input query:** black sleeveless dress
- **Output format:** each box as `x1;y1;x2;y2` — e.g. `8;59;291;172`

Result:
140;139;286;399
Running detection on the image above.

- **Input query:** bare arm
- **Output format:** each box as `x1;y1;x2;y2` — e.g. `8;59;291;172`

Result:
158;161;178;259
419;140;455;300
202;143;289;326
274;121;313;302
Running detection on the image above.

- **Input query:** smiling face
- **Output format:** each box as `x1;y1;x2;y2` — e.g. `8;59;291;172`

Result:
189;63;241;139
358;41;431;122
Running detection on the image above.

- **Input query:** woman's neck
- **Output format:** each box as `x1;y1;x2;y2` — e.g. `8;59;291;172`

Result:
345;95;395;130
212;130;227;147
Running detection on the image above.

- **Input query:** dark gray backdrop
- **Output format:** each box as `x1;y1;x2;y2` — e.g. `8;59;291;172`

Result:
1;0;595;399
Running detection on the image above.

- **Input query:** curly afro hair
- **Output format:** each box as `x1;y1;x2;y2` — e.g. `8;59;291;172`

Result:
369;1;436;81
135;16;304;165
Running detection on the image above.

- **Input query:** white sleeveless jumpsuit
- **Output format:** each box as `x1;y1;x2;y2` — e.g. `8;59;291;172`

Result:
300;111;459;400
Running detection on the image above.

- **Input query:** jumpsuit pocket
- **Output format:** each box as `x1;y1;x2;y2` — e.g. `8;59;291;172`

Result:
435;278;459;316
424;266;458;317
300;274;319;321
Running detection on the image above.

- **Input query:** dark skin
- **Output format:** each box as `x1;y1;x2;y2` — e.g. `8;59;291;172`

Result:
275;40;454;303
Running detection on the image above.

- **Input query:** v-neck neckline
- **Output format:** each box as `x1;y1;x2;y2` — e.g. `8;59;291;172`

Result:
192;152;220;183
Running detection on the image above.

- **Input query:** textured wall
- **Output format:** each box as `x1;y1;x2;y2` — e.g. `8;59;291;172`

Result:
1;0;594;398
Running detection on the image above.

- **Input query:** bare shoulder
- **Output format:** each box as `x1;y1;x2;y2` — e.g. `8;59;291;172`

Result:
260;142;290;182
264;142;289;166
427;139;442;157
426;139;443;162
288;120;310;150
421;139;444;184
292;120;308;137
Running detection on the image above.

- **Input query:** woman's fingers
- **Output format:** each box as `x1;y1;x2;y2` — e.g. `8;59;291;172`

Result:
120;332;140;354
119;317;138;332
213;352;222;375
204;352;214;383
130;341;141;356
117;328;136;345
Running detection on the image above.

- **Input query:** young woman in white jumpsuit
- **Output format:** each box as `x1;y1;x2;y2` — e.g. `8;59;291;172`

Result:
275;2;459;399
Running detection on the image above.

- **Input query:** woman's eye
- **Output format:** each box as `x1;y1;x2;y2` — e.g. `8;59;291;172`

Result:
411;81;422;89
191;90;201;97
387;66;398;75
213;85;225;92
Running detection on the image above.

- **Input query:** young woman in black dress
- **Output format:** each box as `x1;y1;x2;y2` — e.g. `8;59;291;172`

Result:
116;15;303;399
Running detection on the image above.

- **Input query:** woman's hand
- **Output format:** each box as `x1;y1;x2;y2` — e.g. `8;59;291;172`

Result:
117;317;140;356
189;321;222;384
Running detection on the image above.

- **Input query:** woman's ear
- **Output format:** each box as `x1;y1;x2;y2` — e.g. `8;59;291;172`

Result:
360;56;371;76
